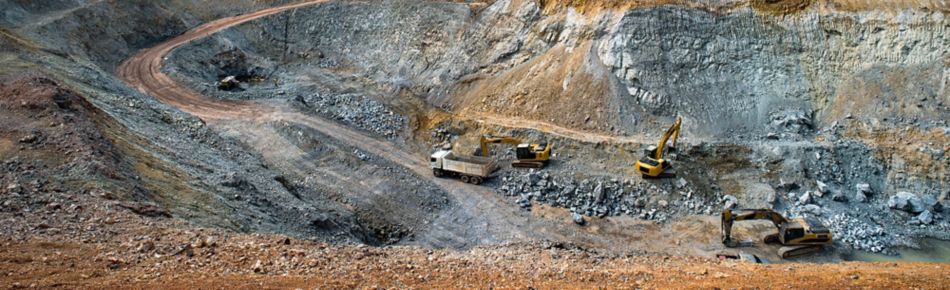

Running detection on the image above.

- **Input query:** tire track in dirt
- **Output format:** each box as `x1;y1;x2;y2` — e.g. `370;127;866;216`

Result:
461;111;648;144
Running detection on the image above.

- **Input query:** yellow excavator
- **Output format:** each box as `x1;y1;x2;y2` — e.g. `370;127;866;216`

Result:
634;117;681;178
721;208;833;259
477;135;552;168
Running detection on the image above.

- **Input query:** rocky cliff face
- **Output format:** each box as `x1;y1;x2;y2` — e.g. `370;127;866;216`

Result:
167;0;948;137
599;5;948;136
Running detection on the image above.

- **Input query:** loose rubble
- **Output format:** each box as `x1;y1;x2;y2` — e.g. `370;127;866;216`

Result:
916;210;934;225
295;93;407;139
825;214;889;254
496;170;720;222
769;109;813;134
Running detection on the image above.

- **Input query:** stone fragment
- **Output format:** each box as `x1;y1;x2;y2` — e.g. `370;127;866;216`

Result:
5;183;21;193
916;195;939;213
676;178;687;189
888;192;917;212
136;241;155;253
917;210;933;225
802;204;822;215
90;189;113;200
853;192;867;203
816;181;829;197
572;213;585;225
832;192;848;203
855;183;872;196
722;195;738;209
18;134;38;144
798;191;813;205
193;237;207;248
593;182;604;203
253;259;264;273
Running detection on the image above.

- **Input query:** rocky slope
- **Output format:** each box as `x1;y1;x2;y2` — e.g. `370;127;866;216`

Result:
0;2;948;285
0;0;417;246
159;0;950;254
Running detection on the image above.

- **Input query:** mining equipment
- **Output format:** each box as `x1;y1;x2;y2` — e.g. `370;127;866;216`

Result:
721;208;833;258
634;117;681;178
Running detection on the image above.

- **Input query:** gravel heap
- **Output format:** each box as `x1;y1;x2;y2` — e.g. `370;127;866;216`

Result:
783;186;948;254
496;170;722;222
823;213;890;254
296;93;407;139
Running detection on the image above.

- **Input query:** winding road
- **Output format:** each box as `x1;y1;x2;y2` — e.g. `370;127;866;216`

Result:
116;0;666;250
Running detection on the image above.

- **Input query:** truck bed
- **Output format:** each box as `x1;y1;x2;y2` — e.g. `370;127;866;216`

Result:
445;153;493;164
442;153;496;177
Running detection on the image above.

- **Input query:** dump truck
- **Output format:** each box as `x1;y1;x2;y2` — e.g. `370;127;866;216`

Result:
430;150;496;184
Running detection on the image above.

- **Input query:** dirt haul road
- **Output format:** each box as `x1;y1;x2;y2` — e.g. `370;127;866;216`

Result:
116;0;690;251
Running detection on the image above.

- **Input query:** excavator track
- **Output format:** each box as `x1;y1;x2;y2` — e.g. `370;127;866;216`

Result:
778;245;823;259
512;160;545;168
641;167;676;179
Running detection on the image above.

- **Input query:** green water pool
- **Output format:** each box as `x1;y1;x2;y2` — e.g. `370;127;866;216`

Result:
844;239;950;264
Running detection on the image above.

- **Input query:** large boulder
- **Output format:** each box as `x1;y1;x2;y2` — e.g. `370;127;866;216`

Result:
915;195;940;213
798;191;814;205
887;192;917;212
815;181;830;197
888;192;938;213
917;210;934;225
853;183;872;203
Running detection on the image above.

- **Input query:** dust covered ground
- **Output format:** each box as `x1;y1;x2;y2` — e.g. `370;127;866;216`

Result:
1;197;947;289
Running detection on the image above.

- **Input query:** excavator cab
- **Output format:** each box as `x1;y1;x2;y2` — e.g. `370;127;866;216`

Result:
635;155;670;177
635;117;681;178
478;135;552;168
642;144;677;159
516;143;549;160
774;217;832;245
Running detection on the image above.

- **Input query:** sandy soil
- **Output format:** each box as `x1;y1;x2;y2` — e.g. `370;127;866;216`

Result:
3;232;949;289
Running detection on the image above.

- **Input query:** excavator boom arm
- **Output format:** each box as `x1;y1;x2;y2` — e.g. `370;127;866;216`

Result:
721;208;789;246
653;117;682;160
479;135;523;157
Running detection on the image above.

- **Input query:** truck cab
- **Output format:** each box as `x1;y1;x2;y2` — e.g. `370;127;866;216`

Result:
430;150;451;170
